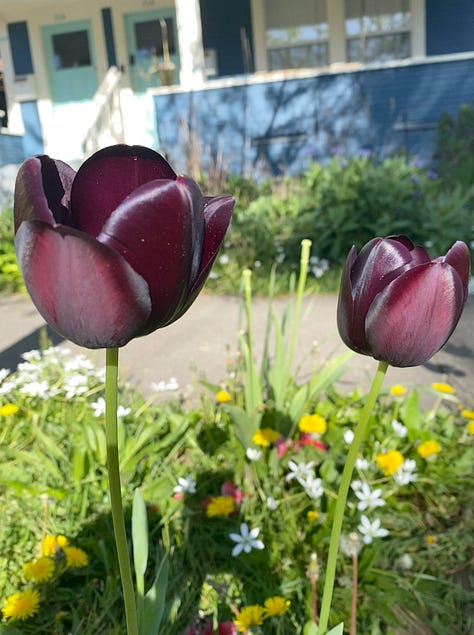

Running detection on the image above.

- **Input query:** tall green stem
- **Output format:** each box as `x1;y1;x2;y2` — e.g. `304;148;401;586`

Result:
105;347;139;635
318;360;389;634
288;238;311;370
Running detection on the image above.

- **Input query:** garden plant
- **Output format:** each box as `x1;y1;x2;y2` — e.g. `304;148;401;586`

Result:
0;142;472;634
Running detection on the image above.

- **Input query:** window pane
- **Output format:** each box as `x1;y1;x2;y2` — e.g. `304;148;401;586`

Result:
265;0;328;70
347;32;410;63
344;0;410;62
52;30;91;69
134;18;175;60
268;43;329;70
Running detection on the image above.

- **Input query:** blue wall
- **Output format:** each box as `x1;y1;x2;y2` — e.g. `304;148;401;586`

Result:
0;133;25;166
426;0;474;56
153;57;474;176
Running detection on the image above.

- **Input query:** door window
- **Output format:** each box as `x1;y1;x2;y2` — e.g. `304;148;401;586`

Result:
52;30;92;69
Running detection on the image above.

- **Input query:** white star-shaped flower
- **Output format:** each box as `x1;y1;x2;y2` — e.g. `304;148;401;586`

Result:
173;475;196;495
285;460;315;485
354;482;386;511
358;515;389;544
229;523;265;557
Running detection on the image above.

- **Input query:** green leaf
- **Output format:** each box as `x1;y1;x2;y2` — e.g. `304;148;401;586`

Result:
132;489;149;603
302;620;319;635
227;405;259;448
141;552;169;635
326;623;344;635
0;625;24;635
267;307;290;411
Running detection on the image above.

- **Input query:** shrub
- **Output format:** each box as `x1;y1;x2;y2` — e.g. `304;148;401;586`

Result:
436;101;474;190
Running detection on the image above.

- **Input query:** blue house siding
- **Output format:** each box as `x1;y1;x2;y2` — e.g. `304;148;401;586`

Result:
426;0;474;56
0;133;25;166
153;57;474;176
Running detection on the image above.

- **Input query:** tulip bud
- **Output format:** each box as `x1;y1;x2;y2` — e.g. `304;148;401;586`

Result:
337;235;470;367
13;145;234;348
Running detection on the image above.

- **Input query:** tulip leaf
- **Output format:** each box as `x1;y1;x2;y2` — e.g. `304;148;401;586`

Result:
227;405;259;448
132;489;149;604
267;306;290;411
326;624;344;635
141;551;169;635
289;384;309;422
302;621;319;635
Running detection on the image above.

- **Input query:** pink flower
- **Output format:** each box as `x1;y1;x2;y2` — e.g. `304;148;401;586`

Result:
221;481;243;506
296;433;328;452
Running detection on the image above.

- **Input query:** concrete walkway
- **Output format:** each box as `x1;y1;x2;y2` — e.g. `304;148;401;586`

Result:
0;292;473;405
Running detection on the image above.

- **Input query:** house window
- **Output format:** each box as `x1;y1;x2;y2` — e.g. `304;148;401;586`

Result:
134;18;175;60
52;30;91;69
344;0;411;63
265;0;329;70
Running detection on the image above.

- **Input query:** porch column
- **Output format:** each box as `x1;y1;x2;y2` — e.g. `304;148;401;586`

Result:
175;0;206;88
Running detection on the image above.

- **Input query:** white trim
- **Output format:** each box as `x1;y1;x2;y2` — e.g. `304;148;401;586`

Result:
410;0;426;58
149;50;474;95
327;0;346;63
250;0;267;72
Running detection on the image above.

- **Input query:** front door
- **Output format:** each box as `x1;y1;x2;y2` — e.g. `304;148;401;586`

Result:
42;20;98;103
124;9;179;92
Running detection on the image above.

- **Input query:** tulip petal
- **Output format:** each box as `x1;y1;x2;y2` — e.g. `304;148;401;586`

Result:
15;221;151;348
98;178;201;331
442;241;471;301
70;145;176;237
168;195;234;324
14;156;76;230
365;261;466;366
338;237;431;354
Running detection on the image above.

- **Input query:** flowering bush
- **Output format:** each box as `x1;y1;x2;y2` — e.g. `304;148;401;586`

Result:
0;335;473;632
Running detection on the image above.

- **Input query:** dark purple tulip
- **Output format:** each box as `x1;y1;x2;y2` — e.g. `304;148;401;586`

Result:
14;145;234;348
337;235;470;367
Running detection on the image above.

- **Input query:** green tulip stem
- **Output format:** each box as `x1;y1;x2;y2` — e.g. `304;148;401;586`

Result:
318;360;389;634
105;347;139;635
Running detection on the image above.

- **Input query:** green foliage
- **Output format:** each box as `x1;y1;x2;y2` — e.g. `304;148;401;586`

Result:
436;101;474;190
0;209;24;295
206;156;474;294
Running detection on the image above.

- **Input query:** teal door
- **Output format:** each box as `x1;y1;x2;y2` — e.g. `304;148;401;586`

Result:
124;9;180;92
42;20;98;103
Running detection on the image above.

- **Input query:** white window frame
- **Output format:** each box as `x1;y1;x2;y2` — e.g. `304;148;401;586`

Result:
251;0;425;72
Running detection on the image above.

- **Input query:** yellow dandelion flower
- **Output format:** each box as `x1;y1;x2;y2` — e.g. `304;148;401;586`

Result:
298;414;327;435
307;510;319;523
215;390;232;403
417;440;441;459
375;450;404;476
63;546;88;568
251;428;280;447
431;382;455;394
42;534;69;556
467;421;474;435
234;604;266;632
23;556;55;582
264;596;291;617
390;385;407;396
206;495;235;518
2;588;41;621
461;409;474;420
425;534;437;544
0;403;19;416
